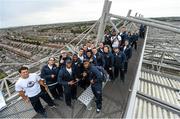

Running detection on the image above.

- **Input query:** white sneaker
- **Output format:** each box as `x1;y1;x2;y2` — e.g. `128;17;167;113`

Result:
50;105;56;109
96;109;101;113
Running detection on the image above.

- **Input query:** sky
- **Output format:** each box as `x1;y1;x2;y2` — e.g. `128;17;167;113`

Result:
0;0;180;28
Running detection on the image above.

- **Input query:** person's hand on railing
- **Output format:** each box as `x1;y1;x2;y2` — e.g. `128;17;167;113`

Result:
23;96;29;103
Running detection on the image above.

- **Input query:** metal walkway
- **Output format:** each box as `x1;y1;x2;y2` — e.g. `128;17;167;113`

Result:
33;38;145;118
1;0;180;118
125;26;180;118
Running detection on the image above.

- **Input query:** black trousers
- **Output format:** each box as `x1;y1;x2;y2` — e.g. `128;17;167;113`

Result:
48;83;63;99
91;82;102;109
124;61;128;73
140;31;145;39
131;41;137;50
105;67;113;80
114;67;125;81
63;85;77;106
29;90;54;114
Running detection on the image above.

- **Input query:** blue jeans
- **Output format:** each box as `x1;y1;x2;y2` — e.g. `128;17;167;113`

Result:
91;82;102;109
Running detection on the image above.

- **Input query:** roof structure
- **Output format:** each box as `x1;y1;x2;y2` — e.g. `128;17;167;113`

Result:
0;0;180;118
125;26;180;118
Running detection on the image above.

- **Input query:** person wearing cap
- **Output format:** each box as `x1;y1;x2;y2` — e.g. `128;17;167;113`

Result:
40;57;63;100
83;59;103;113
121;40;132;73
57;59;77;107
59;50;71;69
113;46;126;82
103;45;114;80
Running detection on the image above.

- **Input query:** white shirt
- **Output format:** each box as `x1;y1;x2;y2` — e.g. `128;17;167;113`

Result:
48;65;53;70
15;73;42;97
111;35;122;48
123;46;127;51
66;68;72;75
87;47;91;50
78;54;84;62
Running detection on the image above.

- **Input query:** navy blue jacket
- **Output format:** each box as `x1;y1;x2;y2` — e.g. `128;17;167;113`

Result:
97;48;104;54
121;31;128;41
57;67;75;86
72;58;83;76
59;56;71;69
131;33;138;42
103;52;114;68
122;45;132;60
93;52;105;67
113;51;126;69
140;24;145;32
127;35;133;43
104;34;112;46
40;64;59;85
88;65;103;82
84;55;97;65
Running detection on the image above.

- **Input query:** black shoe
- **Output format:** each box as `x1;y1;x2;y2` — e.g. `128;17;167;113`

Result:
72;97;77;100
40;111;47;118
56;97;63;101
67;104;72;107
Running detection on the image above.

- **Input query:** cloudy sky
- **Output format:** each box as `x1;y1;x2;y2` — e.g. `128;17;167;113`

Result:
0;0;180;28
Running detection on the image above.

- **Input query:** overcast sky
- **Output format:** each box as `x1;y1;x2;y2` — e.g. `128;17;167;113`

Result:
0;0;180;28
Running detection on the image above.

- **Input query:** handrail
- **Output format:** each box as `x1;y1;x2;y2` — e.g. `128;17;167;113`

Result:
123;26;149;118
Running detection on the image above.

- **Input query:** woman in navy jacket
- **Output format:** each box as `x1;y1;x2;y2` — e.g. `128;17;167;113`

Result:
40;57;63;100
103;45;114;80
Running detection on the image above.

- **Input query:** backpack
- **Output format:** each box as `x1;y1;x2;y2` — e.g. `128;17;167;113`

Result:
96;66;109;82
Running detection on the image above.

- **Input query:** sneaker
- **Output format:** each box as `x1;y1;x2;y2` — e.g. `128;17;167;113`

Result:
96;108;101;113
50;105;57;109
72;97;77;100
67;104;72;107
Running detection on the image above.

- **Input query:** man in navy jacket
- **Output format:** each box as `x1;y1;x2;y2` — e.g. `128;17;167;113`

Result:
122;40;132;73
83;59;103;113
113;47;126;82
120;27;128;46
41;57;63;100
57;59;77;107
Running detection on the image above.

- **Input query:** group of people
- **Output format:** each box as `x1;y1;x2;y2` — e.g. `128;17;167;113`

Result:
15;26;144;117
